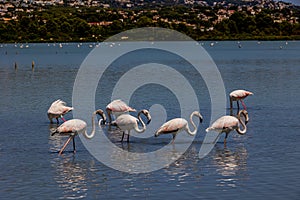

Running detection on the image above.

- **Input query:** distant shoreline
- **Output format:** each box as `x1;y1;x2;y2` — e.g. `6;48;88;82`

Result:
1;38;299;44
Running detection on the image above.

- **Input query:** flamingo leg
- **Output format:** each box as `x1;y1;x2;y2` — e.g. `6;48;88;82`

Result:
59;135;75;155
171;134;176;144
56;117;59;124
127;131;130;143
121;131;125;142
229;97;233;115
212;133;221;143
61;117;66;122
106;108;112;124
241;100;247;110
73;136;76;154
237;101;240;110
224;132;229;145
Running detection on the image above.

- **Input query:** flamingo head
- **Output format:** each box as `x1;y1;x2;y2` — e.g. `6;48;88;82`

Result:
238;110;249;124
247;91;254;96
193;111;203;123
95;109;107;125
141;109;151;124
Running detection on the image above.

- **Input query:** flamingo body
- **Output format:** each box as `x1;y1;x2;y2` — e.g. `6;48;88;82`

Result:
229;90;253;110
156;118;187;134
51;109;105;155
206;110;249;144
155;111;203;143
106;99;136;123
115;115;139;131
55;119;87;134
47;99;73;123
206;116;239;133
114;109;151;142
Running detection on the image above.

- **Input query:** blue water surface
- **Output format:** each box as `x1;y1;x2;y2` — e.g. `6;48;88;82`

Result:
0;41;299;199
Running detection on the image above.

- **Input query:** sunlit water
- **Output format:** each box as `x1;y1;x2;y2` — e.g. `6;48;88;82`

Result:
0;41;299;199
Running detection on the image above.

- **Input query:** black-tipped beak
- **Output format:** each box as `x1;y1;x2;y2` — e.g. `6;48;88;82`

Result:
245;120;249;125
200;117;203;123
154;133;158;137
147;119;151;124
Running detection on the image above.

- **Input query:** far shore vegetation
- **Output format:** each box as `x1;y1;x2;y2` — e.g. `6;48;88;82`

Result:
0;6;299;43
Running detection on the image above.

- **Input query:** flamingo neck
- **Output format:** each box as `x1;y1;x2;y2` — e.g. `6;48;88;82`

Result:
84;111;97;139
237;112;247;135
186;112;198;136
134;111;146;133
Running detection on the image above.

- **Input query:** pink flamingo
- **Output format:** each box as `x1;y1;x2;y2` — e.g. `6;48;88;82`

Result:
51;109;106;155
229;89;253;111
154;111;203;144
113;109;151;143
206;110;249;144
47;99;73;124
106;99;136;124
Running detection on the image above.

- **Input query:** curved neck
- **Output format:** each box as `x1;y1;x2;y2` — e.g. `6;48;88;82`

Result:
186;112;198;136
237;112;247;135
84;111;97;139
134;111;147;133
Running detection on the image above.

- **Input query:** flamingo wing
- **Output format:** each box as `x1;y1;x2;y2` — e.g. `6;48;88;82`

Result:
230;90;253;99
115;114;137;130
158;118;187;133
48;99;73;115
107;99;136;112
57;119;87;133
207;116;238;132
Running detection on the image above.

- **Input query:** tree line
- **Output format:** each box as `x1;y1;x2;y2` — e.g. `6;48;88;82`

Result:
0;6;299;43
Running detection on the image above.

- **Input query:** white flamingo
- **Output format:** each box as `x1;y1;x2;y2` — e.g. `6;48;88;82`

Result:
113;109;151;143
206;110;249;144
229;89;253;111
51;109;106;155
106;99;136;124
154;111;203;144
47;99;73;124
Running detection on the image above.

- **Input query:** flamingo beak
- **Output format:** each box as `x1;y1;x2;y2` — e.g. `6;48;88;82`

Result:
147;118;151;124
61;116;66;122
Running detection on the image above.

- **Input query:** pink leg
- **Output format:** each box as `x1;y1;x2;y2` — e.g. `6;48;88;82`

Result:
241;100;247;110
61;117;66;122
59;135;74;155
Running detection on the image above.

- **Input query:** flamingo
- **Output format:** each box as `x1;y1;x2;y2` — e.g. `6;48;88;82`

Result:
229;89;253;111
113;109;151;143
47;99;73;124
51;109;106;155
106;99;136;124
154;111;203;144
206;110;249;144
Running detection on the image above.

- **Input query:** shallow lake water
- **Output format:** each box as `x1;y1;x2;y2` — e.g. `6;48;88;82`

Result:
0;41;299;199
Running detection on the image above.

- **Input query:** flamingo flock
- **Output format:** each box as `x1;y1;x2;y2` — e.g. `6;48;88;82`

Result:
49;89;253;155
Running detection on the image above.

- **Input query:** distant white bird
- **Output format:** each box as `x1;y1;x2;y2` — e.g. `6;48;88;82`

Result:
206;110;249;144
229;89;253;111
47;99;73;124
155;111;203;144
114;109;151;143
51;109;106;155
106;99;136;124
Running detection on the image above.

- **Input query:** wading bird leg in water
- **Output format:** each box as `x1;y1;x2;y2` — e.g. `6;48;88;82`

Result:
121;131;125;142
171;134;176;144
127;130;130;143
241;100;247;110
59;133;76;155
